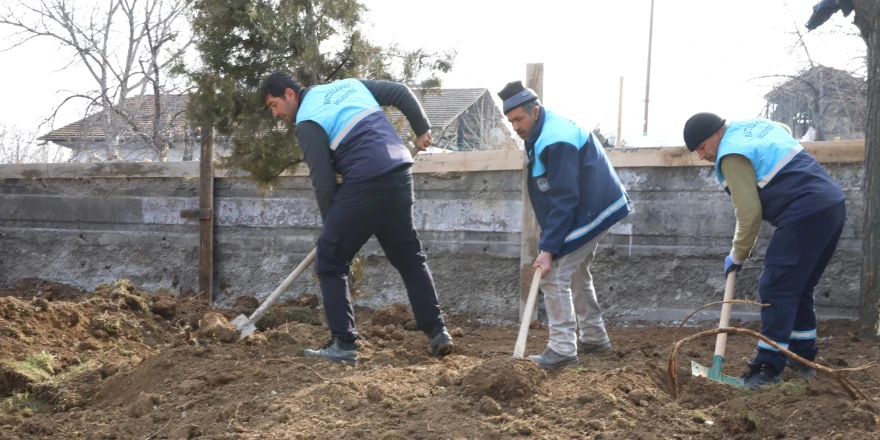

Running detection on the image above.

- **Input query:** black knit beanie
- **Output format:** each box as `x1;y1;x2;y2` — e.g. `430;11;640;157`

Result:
497;80;539;114
683;112;726;151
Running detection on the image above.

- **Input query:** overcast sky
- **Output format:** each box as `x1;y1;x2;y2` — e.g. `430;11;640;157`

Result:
0;0;867;148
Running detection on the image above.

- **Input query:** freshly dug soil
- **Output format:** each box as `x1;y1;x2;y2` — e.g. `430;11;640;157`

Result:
0;279;878;439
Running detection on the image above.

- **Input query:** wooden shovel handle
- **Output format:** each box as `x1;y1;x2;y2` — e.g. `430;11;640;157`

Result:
513;269;543;358
249;247;317;324
714;271;737;357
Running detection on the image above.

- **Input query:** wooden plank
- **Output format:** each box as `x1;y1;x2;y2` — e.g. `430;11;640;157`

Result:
605;141;866;167
0;141;864;182
412;149;522;173
605;147;703;167
802;140;865;163
199;125;215;305
520;63;543;323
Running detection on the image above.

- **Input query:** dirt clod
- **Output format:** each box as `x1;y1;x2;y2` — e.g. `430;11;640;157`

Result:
478;395;502;415
292;293;319;308
150;298;178;319
197;312;238;343
462;358;545;402
128;392;160;418
366;385;385;402
371;303;412;327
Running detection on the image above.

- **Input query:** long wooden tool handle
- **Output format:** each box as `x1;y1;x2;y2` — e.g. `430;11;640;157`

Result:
513;269;543;358
248;247;318;323
714;271;737;357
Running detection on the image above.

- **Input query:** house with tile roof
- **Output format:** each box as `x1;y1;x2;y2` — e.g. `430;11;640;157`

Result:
386;87;518;152
39;86;516;162
38;94;201;162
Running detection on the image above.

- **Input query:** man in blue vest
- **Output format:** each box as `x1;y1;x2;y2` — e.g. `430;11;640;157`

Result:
498;80;631;370
260;72;453;365
683;112;846;389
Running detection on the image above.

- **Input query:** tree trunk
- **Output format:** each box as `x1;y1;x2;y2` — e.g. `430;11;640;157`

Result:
855;0;880;338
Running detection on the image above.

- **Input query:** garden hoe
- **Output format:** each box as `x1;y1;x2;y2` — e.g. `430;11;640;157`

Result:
232;247;317;340
691;271;745;387
513;269;543;358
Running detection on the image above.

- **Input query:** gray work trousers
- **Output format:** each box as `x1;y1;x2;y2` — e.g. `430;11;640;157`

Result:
535;230;611;357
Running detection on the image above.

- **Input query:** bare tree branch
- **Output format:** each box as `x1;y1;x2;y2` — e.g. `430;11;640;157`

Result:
0;0;191;160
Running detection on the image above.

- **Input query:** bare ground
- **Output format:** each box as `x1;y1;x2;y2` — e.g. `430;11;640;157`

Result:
0;278;878;440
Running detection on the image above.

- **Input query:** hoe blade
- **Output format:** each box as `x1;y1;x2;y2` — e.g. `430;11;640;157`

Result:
691;355;745;387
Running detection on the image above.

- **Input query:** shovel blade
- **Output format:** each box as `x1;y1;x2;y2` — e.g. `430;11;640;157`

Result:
691;355;745;388
231;314;257;340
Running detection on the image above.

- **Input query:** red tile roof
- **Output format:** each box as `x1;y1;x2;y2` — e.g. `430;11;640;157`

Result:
39;94;189;142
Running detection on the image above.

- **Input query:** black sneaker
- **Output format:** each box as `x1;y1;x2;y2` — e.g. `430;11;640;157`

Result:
740;363;782;390
787;358;817;377
577;339;612;354
528;347;579;370
303;337;357;366
428;327;454;357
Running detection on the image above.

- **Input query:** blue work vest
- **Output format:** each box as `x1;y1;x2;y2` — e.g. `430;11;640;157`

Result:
715;119;845;227
527;109;630;257
296;79;412;181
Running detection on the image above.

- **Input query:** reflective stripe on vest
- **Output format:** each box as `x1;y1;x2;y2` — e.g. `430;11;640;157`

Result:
329;105;382;151
715;119;803;189
296;79;382;150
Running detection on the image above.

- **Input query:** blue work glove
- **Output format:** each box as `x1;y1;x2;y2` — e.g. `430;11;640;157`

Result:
724;255;742;276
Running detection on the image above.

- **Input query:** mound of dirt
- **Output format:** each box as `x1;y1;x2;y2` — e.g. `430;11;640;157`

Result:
371;302;412;327
461;357;546;402
0;278;85;302
1;278;879;439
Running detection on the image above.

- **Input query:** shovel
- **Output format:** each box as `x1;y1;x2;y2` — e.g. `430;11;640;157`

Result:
231;247;317;340
691;271;745;387
513;269;543;358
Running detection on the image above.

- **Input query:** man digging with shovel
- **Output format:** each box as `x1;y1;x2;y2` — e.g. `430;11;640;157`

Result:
260;72;454;366
498;81;631;370
683;112;846;389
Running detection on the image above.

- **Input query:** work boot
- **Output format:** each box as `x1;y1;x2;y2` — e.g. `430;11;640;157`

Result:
740;362;782;390
528;347;579;370
577;339;612;354
787;358;817;377
303;337;357;366
428;326;454;357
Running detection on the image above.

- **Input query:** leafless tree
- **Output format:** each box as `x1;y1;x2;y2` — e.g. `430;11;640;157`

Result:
755;15;868;141
0;124;66;164
0;0;192;161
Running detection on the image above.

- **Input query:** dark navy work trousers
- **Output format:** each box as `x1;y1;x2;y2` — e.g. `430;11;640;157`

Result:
315;165;445;341
753;202;846;373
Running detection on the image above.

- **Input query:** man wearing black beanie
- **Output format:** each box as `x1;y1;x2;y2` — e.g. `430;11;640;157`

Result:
682;112;846;389
499;80;631;370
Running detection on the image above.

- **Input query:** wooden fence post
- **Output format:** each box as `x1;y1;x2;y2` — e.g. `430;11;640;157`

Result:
519;63;543;322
